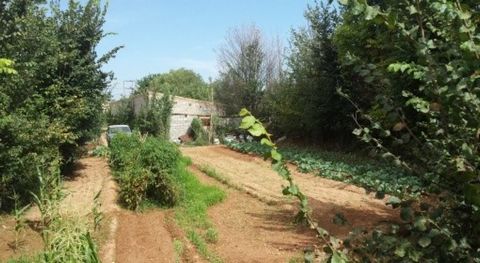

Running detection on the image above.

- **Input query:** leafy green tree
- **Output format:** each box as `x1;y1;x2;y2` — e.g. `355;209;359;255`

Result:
278;2;353;142
335;0;480;261
135;68;210;100
0;0;119;210
136;93;174;140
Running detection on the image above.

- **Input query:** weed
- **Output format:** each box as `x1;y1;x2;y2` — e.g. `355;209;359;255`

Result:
92;190;103;231
173;239;184;263
91;146;109;158
109;133;181;210
187;230;222;263
199;165;232;186
27;162;101;263
204;227;218;244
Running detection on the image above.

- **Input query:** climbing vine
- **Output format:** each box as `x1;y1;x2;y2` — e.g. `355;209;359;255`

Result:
239;108;349;263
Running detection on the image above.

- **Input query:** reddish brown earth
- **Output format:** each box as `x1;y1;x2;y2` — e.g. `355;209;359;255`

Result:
0;216;44;262
190;166;317;262
115;211;175;263
181;146;397;238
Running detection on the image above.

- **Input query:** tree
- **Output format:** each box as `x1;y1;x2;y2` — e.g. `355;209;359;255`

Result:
0;0;120;210
335;0;480;260
135;68;210;100
274;2;353;143
215;25;283;116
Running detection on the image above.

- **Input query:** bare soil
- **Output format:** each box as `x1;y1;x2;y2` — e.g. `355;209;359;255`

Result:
115;211;176;263
0;215;44;262
190;166;317;263
181;146;397;238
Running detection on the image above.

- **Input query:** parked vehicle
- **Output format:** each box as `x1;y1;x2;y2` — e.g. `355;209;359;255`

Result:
107;125;132;144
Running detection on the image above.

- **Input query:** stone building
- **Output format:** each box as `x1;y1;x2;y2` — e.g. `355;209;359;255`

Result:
110;92;223;141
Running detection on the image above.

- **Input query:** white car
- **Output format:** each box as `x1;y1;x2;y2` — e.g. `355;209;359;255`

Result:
107;125;132;143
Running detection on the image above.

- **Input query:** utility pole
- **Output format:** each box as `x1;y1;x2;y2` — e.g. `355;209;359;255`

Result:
209;78;214;144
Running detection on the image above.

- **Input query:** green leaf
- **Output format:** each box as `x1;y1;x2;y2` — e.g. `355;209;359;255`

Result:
365;5;380;20
248;123;266;137
271;149;282;161
395;245;406;258
239;116;255;129
239;108;250;117
400;207;413;221
352;128;362;136
338;0;348;5
260;138;274;147
414;217;428;231
407;5;417;14
386;196;402;207
418;236;431;248
331;252;348;263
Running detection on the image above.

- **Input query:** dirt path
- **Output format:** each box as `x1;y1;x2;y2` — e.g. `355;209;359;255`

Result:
190;166;317;262
115;211;176;263
182;146;397;237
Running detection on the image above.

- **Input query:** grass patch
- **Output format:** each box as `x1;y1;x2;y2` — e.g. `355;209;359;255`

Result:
199;165;232;186
173;157;225;262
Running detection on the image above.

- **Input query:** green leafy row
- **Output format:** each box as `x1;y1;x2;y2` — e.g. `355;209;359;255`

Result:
227;141;426;197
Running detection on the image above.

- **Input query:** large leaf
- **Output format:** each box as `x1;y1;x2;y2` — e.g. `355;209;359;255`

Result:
239;116;255;129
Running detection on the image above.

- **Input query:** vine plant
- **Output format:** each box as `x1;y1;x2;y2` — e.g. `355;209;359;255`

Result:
238;108;349;263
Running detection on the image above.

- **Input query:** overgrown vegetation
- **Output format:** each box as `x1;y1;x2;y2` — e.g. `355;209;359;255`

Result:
0;0;119;211
189;118;210;146
106;93;174;139
8;162;100;263
212;0;480;261
109;133;180;210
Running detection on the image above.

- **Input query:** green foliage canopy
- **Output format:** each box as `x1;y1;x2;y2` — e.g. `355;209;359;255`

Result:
0;0;120;211
135;68;211;101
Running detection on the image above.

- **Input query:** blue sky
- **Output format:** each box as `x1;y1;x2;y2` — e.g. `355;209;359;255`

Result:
96;0;315;98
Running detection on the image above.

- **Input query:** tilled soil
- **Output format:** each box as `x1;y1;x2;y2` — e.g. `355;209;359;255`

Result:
115;211;176;263
190;166;317;263
181;146;397;238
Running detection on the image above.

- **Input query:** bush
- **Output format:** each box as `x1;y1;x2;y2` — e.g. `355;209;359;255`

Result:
141;137;180;206
189;118;209;146
0;114;65;211
109;133;180;210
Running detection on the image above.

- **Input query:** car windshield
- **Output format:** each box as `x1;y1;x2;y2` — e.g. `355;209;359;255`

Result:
109;126;131;134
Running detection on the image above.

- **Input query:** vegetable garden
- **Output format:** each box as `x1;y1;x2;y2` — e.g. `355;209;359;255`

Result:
1;0;479;262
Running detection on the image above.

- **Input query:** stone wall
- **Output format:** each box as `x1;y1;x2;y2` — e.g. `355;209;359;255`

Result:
110;92;222;141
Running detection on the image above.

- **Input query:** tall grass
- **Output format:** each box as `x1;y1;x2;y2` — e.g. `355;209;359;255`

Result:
9;161;100;263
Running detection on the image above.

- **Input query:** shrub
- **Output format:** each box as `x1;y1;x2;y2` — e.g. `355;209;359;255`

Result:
109;133;180;210
189;118;209;145
141;137;180;206
136;93;174;139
